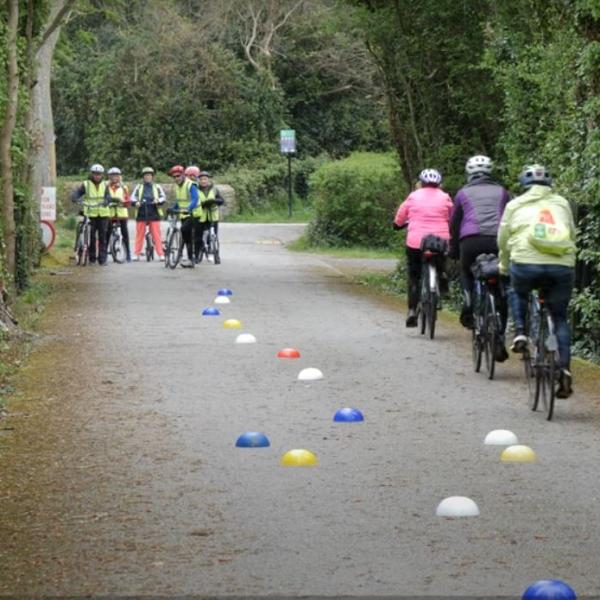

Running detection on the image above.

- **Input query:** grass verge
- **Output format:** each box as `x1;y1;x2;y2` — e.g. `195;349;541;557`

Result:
226;205;314;223
0;221;73;412
288;235;399;259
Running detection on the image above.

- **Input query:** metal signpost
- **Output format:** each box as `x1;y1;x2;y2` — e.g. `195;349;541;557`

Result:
280;129;296;217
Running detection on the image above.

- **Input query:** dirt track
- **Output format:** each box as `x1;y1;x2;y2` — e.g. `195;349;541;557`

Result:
1;223;599;596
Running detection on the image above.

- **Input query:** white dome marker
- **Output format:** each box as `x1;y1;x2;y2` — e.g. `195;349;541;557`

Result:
297;368;323;382
484;429;519;446
436;496;480;517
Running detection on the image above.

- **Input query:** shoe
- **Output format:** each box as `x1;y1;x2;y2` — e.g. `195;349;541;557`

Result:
405;309;418;328
556;369;573;399
460;305;474;330
132;255;140;262
494;343;509;363
99;262;108;267
158;255;165;261
89;260;96;265
510;332;528;353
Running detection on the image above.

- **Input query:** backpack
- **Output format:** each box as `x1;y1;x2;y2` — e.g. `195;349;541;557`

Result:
420;234;448;254
528;206;572;256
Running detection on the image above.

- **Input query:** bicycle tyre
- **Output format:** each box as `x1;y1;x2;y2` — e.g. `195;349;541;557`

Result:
542;349;556;421
428;291;437;340
110;234;126;264
484;294;497;380
167;230;182;270
212;236;221;264
472;326;483;373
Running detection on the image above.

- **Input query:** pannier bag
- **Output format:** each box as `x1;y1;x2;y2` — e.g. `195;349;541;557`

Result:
420;234;448;254
471;253;500;280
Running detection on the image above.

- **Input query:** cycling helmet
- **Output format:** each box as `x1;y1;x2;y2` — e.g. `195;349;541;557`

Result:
169;165;185;176
198;170;211;178
519;164;552;187
418;169;442;186
90;163;104;174
107;167;121;175
141;167;155;175
465;155;493;176
185;165;200;178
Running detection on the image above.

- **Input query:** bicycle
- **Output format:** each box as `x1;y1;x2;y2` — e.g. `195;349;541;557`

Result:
163;208;187;269
522;289;559;421
144;223;155;261
417;235;447;340
73;201;104;266
471;254;504;380
202;219;221;265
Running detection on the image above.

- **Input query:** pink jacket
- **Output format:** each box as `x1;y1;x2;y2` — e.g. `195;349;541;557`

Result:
394;187;453;249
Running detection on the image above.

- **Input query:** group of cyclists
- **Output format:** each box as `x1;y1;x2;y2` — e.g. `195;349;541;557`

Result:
71;163;224;266
394;156;577;400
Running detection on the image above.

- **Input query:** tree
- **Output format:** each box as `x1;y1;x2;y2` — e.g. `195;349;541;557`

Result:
0;0;20;294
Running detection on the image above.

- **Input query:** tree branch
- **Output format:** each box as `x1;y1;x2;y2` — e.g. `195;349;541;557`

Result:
39;0;77;49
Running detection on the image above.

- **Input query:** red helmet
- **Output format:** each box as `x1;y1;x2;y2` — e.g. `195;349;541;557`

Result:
169;165;185;176
184;165;200;178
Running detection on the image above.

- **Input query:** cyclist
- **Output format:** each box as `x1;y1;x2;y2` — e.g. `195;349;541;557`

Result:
106;167;132;262
71;163;110;266
393;169;452;327
450;155;511;361
170;164;199;266
184;165;204;262
130;167;166;261
197;171;225;263
497;164;577;398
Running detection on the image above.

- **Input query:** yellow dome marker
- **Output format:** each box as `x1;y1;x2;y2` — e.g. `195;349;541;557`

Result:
500;444;537;463
280;449;318;467
223;319;242;329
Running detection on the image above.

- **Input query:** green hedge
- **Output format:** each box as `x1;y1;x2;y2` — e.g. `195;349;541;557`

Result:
217;154;329;215
306;152;406;248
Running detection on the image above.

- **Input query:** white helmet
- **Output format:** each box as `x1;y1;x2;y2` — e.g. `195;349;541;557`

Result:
466;155;493;176
418;168;442;186
90;163;105;174
519;164;552;187
107;167;121;175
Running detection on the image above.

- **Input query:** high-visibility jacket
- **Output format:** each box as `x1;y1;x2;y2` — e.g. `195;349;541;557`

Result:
197;187;220;222
133;182;164;221
108;184;129;219
83;180;109;218
175;178;195;219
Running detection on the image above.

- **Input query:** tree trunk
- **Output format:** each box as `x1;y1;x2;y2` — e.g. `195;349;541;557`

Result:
29;0;69;197
1;0;20;292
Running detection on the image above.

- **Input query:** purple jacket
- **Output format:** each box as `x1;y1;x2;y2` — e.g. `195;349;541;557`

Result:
450;176;510;249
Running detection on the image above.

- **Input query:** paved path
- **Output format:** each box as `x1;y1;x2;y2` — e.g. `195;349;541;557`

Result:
1;223;599;596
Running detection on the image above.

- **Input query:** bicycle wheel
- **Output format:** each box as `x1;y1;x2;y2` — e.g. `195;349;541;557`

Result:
418;266;427;335
428;291;437;340
145;235;154;261
537;314;557;420
212;235;221;264
472;321;483;373
484;294;497;380
167;230;182;270
111;234;126;264
524;347;538;411
75;225;85;265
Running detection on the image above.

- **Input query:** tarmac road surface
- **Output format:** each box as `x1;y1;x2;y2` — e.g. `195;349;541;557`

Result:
1;223;599;596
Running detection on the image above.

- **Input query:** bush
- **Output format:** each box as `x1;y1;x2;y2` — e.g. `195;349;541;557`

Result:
306;152;406;248
217;153;329;215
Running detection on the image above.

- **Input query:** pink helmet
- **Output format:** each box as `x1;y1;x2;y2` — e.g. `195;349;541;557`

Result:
185;165;200;178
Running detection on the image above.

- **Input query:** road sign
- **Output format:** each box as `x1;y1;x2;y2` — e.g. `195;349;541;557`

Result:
280;129;296;154
40;220;56;250
40;186;56;221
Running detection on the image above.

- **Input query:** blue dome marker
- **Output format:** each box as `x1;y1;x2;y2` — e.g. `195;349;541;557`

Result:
202;307;221;316
217;288;233;296
523;580;576;600
333;407;364;422
235;432;270;448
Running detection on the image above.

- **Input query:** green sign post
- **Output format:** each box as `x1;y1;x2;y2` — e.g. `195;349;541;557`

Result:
280;129;296;217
